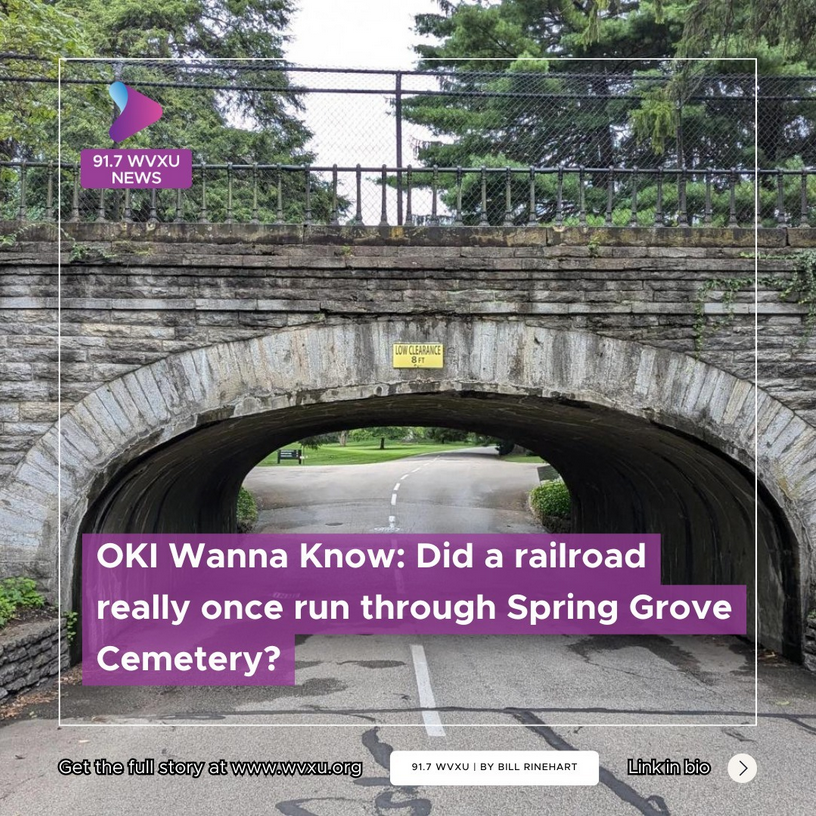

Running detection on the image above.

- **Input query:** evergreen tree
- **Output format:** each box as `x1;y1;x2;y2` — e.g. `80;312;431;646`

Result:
406;1;812;225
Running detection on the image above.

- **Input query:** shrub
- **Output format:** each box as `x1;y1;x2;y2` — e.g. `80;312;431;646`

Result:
426;427;470;443
0;576;45;628
237;486;258;533
0;595;12;628
349;427;409;442
530;479;571;520
64;610;79;644
300;433;337;449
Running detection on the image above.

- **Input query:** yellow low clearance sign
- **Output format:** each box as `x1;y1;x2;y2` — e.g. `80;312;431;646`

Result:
392;343;444;369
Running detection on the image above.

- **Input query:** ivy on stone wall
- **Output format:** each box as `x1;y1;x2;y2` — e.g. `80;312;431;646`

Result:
694;249;816;353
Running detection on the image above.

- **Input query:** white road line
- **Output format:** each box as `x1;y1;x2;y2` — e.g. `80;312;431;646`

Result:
410;644;445;737
411;467;421;473
393;482;401;491
391;493;397;506
401;473;410;480
388;515;396;525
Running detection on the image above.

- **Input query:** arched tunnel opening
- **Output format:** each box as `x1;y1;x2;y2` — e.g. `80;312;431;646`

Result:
74;389;801;663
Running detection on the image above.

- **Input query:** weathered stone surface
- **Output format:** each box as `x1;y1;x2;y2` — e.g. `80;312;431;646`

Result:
0;223;814;666
805;617;816;672
0;618;68;702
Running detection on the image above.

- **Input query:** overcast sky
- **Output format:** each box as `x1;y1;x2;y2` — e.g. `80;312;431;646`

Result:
286;0;440;70
285;1;444;223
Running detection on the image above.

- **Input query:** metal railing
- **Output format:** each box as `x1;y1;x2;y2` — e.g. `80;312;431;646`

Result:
1;161;814;228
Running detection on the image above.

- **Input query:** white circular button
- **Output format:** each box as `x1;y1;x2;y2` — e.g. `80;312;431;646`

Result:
728;753;757;783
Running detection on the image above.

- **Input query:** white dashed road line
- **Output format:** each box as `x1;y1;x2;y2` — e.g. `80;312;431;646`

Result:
383;456;435;534
410;644;446;737
386;461;445;735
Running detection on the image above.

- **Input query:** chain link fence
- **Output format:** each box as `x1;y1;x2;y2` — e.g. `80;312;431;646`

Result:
2;58;814;226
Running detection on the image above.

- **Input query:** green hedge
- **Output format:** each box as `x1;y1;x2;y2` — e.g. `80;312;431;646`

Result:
530;479;571;520
0;577;45;629
237;487;258;533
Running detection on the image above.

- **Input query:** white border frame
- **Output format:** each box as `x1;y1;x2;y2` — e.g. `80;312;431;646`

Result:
56;56;759;729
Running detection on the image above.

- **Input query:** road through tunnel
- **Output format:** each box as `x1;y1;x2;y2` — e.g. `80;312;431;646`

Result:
1;319;813;665
79;388;797;661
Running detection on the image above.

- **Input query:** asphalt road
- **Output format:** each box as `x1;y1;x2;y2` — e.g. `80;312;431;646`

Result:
1;448;814;815
244;446;544;534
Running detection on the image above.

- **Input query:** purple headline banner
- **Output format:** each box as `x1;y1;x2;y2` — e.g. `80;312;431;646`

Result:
80;149;192;189
82;534;746;686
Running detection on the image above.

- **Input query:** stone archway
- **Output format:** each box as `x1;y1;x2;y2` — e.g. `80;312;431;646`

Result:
0;318;814;659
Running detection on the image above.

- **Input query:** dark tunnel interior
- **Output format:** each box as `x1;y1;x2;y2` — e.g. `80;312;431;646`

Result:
76;390;801;661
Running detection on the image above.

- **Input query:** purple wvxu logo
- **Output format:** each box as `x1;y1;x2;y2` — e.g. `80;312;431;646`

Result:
108;81;163;142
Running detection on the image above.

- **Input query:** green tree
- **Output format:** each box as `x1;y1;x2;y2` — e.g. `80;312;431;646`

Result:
349;427;410;441
67;0;310;154
409;1;756;170
662;1;816;62
407;2;805;226
0;0;88;158
417;1;816;67
299;433;337;450
1;0;337;222
425;427;470;443
2;0;309;158
409;3;681;224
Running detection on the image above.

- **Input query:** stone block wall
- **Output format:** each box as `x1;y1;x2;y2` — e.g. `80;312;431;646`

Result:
805;614;816;672
0;223;815;484
0;618;68;702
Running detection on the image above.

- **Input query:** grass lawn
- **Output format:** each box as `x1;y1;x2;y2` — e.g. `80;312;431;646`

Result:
499;452;545;463
258;440;482;467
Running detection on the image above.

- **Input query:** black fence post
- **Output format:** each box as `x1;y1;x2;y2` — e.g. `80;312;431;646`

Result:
395;70;404;226
70;162;80;222
17;160;27;221
199;161;208;223
800;170;810;228
330;165;339;225
405;166;413;226
45;161;54;222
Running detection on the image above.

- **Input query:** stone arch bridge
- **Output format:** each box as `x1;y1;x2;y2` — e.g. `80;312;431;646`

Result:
0;222;815;668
